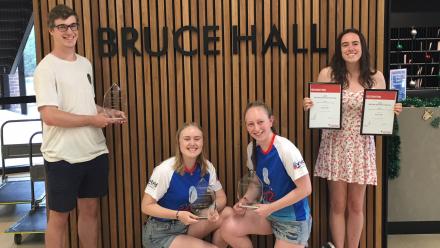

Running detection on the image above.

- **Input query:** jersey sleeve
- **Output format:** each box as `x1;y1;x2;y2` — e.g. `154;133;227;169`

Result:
207;162;223;192
144;164;172;201
279;140;309;181
34;64;59;108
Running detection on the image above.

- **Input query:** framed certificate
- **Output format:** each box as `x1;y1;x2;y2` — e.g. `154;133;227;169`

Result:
361;89;398;135
308;82;342;129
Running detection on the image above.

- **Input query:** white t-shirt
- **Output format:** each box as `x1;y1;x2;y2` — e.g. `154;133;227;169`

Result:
34;53;108;163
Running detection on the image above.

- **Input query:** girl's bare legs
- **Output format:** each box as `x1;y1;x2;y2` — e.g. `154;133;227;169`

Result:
328;181;347;248
169;235;217;248
220;209;272;248
346;183;366;248
185;207;234;248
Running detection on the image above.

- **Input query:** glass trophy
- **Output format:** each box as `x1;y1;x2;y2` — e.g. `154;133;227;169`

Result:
102;83;127;120
237;171;263;209
188;178;216;219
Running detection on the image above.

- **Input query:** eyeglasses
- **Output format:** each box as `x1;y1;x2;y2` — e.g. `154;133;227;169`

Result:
53;23;80;32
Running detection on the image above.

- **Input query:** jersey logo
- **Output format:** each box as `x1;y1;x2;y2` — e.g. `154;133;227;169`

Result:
262;167;271;185
146;179;158;190
293;160;306;170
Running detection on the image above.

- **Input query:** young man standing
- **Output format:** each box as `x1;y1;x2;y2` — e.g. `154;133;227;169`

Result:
33;4;126;248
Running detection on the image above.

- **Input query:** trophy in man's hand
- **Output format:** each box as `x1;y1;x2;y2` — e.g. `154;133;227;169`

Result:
237;171;263;209
188;178;216;219
102;83;127;120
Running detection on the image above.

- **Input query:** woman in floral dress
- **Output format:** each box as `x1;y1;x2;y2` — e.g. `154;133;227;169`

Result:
303;29;402;248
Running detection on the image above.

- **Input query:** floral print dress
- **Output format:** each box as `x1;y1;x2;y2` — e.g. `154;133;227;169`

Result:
314;89;377;185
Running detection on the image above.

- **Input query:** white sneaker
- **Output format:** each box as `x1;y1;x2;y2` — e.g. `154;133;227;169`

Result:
321;242;336;248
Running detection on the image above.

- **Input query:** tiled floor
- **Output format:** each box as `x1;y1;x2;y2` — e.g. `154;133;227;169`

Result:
388;234;440;248
0;204;44;248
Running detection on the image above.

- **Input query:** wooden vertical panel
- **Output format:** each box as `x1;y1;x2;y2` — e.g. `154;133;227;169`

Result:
280;0;287;135
32;0;43;61
174;0;184;127
295;0;304;148
230;0;242;236
303;0;311;151
114;0;126;247
73;0;84;55
319;0;328;67
345;0;352;27
214;0;225;194
158;0;170;159
206;0;218;180
328;0;336;60
140;1;156;239
337;0;344;34
255;0;264;101
287;0;296;142
122;0;135;246
33;0;387;247
166;0;177;157
222;0;234;206
376;0;385;70
96;0;112;246
361;0;369;35
239;0;248;186
182;0;192;122
247;0;255;102
271;0;279;126
42;0;53;55
90;0;105;246
149;0;161;167
353;0;361;29
134;0;148;243
190;0;200;124
369;0;377;68
65;0;72;7
82;0;92;61
197;0;208;170
263;0;271;104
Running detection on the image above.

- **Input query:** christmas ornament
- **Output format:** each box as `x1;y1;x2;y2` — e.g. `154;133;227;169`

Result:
425;53;431;60
411;27;417;39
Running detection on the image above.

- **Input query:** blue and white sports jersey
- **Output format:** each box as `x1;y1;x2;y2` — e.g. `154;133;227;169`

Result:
247;134;310;221
145;157;222;215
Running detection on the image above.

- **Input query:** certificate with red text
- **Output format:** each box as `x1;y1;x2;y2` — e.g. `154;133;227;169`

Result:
361;89;398;135
308;83;342;129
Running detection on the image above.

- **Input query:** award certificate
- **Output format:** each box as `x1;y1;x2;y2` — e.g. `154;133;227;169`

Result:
361;90;398;135
308;83;342;129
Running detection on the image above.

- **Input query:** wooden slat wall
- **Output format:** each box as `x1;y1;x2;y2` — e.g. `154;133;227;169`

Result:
32;0;386;247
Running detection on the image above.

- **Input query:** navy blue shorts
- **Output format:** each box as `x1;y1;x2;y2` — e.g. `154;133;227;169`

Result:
45;154;109;212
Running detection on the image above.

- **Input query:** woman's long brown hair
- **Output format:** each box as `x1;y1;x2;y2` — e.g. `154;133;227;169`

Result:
330;28;376;89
